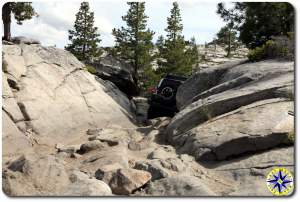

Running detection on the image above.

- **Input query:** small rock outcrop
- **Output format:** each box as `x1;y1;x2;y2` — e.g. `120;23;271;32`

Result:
11;36;41;45
132;96;150;125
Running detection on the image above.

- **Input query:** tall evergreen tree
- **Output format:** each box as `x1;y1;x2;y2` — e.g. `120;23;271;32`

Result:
215;25;239;56
155;35;165;71
2;2;37;41
239;2;294;48
158;2;196;76
165;2;183;41
185;37;199;70
217;3;240;57
65;2;101;61
112;2;155;89
156;35;165;54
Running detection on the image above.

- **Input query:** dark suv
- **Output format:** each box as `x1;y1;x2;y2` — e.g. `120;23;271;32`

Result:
147;74;187;119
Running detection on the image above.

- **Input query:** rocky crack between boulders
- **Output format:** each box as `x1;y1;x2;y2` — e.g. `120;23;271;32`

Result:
3;116;293;196
2;117;238;196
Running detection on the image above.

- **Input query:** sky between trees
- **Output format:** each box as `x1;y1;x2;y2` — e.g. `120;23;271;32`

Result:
11;0;227;48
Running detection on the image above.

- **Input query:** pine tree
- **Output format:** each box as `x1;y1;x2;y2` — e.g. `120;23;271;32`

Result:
238;2;294;48
156;35;165;54
215;25;238;57
216;26;237;45
65;2;101;61
158;2;195;76
217;3;241;57
185;37;199;71
112;2;155;90
216;2;294;49
2;2;37;41
165;2;183;41
155;35;165;71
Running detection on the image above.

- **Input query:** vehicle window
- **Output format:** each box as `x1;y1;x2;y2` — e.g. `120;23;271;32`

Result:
157;79;164;88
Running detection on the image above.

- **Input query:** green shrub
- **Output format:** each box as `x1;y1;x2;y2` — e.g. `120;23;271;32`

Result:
85;65;97;74
248;46;266;61
248;35;294;62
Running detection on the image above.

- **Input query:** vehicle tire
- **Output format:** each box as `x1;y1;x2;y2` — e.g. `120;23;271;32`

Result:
147;103;177;119
147;105;158;119
158;85;177;105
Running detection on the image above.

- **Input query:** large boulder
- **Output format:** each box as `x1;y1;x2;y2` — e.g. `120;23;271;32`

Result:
78;144;130;177
2;43;136;157
176;60;248;109
61;170;112;196
174;98;293;161
105;168;151;195
176;60;293;109
166;60;294;161
90;55;138;96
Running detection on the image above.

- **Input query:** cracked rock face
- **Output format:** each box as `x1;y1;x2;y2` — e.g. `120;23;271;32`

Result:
2;43;136;159
161;59;294;196
167;60;294;162
175;98;293;161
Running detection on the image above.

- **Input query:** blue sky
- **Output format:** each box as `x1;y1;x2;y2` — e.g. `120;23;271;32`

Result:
11;0;227;48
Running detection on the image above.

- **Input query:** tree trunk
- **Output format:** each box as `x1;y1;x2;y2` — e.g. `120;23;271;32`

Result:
82;43;86;60
2;3;12;41
227;29;231;57
133;2;140;94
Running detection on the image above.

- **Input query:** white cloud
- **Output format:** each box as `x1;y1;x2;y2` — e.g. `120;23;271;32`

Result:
95;17;113;34
10;1;117;48
13;18;68;47
33;2;78;31
178;0;221;8
10;1;226;47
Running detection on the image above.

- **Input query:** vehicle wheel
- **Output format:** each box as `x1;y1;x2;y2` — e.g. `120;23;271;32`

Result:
160;86;174;100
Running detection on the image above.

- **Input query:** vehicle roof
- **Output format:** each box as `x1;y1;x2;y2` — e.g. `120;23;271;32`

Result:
164;74;187;81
